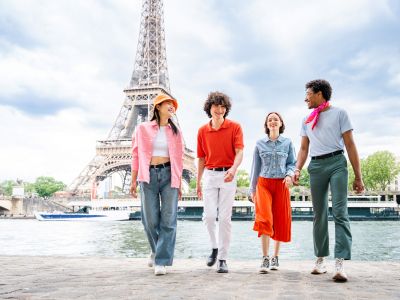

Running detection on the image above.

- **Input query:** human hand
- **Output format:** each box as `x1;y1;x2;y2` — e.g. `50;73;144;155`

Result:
293;169;301;186
283;176;293;189
224;168;236;182
178;186;182;200
197;184;202;200
130;181;137;198
353;178;365;194
250;192;256;203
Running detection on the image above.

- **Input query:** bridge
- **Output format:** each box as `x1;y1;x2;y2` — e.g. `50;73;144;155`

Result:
0;196;23;215
0;196;71;216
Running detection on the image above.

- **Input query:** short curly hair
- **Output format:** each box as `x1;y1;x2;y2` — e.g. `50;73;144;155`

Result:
305;79;332;101
264;112;285;135
203;91;232;118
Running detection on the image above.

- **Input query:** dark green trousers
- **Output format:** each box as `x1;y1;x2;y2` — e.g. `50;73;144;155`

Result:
308;154;352;259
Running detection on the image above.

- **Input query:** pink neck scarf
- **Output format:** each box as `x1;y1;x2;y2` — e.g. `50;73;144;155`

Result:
305;101;330;130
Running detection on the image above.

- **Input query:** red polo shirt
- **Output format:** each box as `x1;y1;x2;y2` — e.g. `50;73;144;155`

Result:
197;118;244;168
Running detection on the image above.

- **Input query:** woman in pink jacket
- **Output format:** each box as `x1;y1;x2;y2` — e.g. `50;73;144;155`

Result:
130;94;184;276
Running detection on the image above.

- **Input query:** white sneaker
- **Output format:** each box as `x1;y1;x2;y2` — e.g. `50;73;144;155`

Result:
154;265;167;276
332;258;348;282
148;253;155;267
259;256;270;274
311;257;327;274
270;256;279;270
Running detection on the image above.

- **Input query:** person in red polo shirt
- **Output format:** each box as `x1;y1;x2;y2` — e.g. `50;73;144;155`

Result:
196;91;244;273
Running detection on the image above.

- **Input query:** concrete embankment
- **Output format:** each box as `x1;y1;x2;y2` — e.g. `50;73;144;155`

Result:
0;256;399;299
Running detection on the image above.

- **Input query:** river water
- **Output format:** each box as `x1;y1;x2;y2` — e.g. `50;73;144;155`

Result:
0;220;399;260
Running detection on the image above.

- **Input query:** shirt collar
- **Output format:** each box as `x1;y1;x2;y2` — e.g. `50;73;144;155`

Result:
206;118;230;131
150;120;171;128
266;135;284;143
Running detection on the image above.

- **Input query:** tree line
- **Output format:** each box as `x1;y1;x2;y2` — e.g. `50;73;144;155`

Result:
1;151;399;198
0;176;66;198
189;150;400;192
295;150;400;192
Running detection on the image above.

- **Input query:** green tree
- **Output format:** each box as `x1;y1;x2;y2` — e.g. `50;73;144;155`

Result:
189;178;197;190
24;182;36;195
34;176;66;198
298;168;310;188
361;151;400;191
236;169;250;187
0;180;15;196
347;160;356;190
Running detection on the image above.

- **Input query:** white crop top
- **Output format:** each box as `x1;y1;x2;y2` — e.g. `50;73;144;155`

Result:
152;126;169;157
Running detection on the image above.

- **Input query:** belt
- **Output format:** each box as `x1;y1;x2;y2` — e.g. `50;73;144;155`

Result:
207;166;231;172
311;150;344;160
150;161;171;169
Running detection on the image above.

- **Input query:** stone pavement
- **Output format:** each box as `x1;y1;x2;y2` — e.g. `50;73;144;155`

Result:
0;256;399;300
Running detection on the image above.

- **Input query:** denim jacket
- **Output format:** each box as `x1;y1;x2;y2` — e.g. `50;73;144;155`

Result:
249;135;296;193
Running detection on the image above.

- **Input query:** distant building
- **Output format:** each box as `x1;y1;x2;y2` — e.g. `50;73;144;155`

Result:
12;186;24;198
388;156;400;191
53;191;72;198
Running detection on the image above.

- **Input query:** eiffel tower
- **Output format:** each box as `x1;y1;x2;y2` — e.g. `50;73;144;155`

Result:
69;0;196;196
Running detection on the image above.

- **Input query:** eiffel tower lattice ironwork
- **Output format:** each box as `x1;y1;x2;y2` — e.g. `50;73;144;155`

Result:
69;0;196;196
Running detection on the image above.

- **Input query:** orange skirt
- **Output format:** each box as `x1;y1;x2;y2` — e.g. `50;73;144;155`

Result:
253;177;291;242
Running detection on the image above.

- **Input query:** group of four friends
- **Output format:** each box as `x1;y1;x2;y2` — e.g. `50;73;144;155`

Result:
129;79;365;282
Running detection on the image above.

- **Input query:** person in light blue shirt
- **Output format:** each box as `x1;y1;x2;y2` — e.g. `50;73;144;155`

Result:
249;112;296;273
294;79;364;282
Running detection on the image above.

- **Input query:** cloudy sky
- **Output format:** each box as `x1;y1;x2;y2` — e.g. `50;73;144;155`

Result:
1;0;400;185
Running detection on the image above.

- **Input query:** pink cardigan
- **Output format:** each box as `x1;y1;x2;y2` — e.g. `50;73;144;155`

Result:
131;121;184;188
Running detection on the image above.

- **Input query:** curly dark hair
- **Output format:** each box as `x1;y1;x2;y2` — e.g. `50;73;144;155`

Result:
305;79;332;101
264;112;285;135
203;91;232;118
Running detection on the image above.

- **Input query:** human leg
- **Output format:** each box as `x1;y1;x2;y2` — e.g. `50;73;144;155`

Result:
214;173;235;273
308;160;330;258
270;179;291;242
330;156;351;282
253;178;274;237
261;234;270;257
202;170;219;266
156;167;179;267
330;156;351;260
273;241;281;257
217;176;236;261
140;170;161;257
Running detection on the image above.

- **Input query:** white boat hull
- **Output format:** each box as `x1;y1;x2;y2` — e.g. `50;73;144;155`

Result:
34;211;131;221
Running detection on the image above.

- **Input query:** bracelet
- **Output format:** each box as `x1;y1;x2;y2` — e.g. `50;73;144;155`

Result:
294;168;301;173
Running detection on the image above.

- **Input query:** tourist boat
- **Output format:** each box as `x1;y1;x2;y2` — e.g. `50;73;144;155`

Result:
36;194;399;221
34;199;140;221
130;195;400;221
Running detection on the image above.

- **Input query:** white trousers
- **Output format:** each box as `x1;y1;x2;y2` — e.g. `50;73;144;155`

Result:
202;169;236;260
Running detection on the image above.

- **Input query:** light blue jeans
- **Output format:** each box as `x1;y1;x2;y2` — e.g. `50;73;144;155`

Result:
140;166;178;266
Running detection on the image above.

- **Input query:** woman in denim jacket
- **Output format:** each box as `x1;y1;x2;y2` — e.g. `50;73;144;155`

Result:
249;112;296;273
130;94;184;276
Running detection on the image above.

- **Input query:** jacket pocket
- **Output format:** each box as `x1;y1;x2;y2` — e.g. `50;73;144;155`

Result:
276;151;288;174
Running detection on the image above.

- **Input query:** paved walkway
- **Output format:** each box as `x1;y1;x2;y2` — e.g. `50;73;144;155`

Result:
1;256;399;299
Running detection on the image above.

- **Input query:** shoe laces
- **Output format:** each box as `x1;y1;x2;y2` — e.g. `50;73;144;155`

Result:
315;257;325;269
262;256;269;267
335;258;344;272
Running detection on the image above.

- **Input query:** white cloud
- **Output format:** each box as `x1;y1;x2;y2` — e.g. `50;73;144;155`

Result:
0;0;399;186
0;106;103;183
243;0;393;59
348;47;400;90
